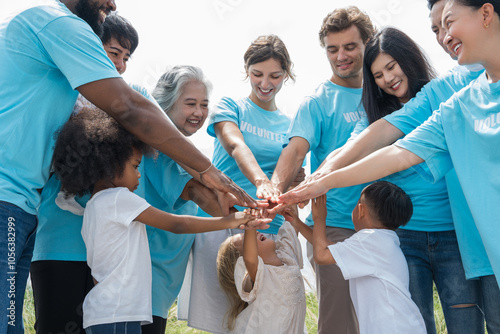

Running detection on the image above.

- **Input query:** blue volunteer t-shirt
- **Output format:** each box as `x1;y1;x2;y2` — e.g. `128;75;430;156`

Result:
350;114;454;232
384;66;491;279
396;72;500;284
0;1;120;214
205;96;290;234
136;152;196;318
33;85;157;262
288;80;366;229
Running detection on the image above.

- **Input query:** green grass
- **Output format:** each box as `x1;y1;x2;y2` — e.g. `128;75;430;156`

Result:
23;284;453;334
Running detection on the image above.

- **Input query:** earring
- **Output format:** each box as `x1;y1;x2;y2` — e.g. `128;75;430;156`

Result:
484;22;489;28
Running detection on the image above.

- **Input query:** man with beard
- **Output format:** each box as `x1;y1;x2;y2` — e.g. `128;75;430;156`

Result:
0;1;256;332
269;7;375;334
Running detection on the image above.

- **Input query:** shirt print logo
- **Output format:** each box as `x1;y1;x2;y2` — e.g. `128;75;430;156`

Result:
474;112;500;132
240;121;286;143
343;111;363;123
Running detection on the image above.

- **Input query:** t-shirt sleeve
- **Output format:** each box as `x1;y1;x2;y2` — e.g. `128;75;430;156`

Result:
37;16;120;89
328;231;378;280
395;104;453;183
287;96;323;151
348;113;369;141
144;156;192;210
207;97;240;137
234;256;267;303
110;188;151;227
383;84;434;135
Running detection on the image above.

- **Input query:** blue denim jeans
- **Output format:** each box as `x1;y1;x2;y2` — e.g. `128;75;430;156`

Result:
396;229;484;334
0;201;38;334
480;275;500;334
86;322;141;334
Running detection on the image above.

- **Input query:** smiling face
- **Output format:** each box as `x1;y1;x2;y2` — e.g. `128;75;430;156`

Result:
442;0;485;65
103;37;130;74
232;232;277;259
167;80;209;137
111;148;142;192
371;52;410;103
247;58;285;111
430;0;458;60
75;0;116;35
324;25;365;87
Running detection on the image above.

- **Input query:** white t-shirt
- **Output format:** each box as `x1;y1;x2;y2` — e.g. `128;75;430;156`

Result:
81;187;152;328
329;229;426;334
233;221;307;334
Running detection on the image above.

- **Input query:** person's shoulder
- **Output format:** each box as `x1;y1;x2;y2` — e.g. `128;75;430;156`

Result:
11;1;81;31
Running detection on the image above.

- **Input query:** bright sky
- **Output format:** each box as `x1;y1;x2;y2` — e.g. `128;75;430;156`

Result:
1;0;456;157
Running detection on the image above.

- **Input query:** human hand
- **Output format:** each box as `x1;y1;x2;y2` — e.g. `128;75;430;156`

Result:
282;204;299;224
311;195;327;226
201;166;257;207
255;178;281;202
232;208;272;230
213;189;239;216
277;177;329;205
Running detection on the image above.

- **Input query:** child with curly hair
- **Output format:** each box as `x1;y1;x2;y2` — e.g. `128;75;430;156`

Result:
52;107;269;333
216;212;306;333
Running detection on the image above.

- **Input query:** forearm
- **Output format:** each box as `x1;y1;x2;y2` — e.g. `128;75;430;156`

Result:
231;145;269;186
78;78;211;173
328;119;404;171
290;219;314;244
271;139;309;193
321;145;422;189
168;215;232;234
184;179;225;217
312;223;335;265
243;229;258;282
137;206;232;234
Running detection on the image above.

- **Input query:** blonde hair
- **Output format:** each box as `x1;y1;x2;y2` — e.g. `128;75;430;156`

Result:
216;236;247;330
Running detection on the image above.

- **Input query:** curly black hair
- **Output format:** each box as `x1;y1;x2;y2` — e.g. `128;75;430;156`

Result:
52;106;155;197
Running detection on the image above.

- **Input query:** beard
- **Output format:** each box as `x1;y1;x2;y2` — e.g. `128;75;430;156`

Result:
75;0;103;36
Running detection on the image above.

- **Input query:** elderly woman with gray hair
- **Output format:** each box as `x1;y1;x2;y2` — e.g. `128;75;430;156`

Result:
139;65;238;334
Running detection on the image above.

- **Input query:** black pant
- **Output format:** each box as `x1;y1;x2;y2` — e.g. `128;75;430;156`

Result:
30;260;94;334
141;316;167;334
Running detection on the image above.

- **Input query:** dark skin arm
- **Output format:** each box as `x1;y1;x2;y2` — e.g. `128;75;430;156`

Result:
180;179;238;217
77;78;257;207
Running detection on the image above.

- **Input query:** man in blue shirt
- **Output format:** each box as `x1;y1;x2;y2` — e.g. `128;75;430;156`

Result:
0;1;255;331
279;1;500;332
270;7;375;334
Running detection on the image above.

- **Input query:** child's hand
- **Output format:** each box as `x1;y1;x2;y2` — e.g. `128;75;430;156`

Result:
282;204;299;224
229;209;271;230
311;195;327;226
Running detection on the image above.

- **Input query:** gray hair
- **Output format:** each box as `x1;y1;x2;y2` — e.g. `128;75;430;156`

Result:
152;65;212;113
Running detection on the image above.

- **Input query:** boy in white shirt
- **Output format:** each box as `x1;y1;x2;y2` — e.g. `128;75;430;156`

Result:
312;181;426;334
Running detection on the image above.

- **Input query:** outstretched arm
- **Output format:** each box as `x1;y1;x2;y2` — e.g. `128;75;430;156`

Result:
77;78;257;207
243;229;259;283
136;206;271;234
270;137;310;197
214;121;278;201
280;145;423;204
311;196;336;265
181;179;238;217
282;205;313;244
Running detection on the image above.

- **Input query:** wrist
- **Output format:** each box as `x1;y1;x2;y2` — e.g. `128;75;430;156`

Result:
254;177;269;187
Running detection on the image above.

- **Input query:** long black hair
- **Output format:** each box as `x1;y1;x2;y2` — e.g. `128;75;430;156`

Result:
362;27;436;124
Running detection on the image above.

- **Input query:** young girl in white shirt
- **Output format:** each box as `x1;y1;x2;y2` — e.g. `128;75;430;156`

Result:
52;107;269;333
216;212;306;333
